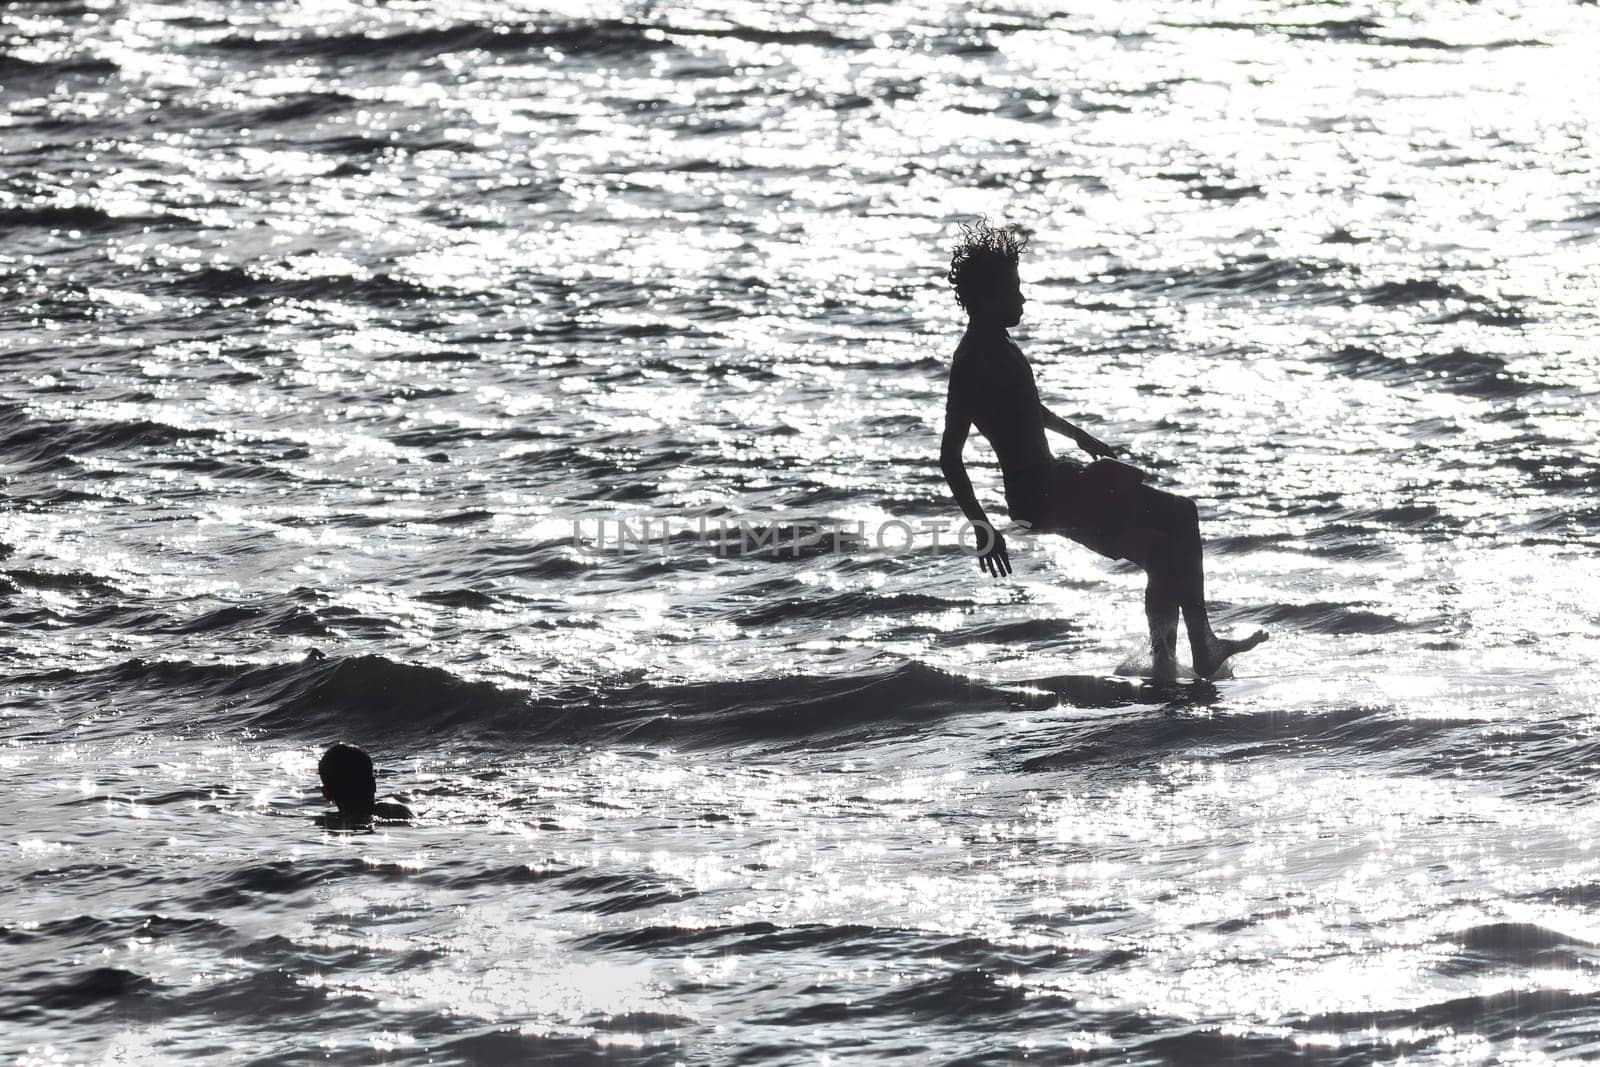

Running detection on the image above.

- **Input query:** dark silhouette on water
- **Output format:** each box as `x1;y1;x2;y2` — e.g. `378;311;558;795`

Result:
318;742;414;828
938;220;1267;681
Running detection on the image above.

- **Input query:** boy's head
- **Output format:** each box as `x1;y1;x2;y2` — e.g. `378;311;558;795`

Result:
947;219;1028;327
318;742;376;812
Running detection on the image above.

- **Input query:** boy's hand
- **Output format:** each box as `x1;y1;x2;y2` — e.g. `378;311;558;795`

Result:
978;529;1011;579
1074;429;1119;460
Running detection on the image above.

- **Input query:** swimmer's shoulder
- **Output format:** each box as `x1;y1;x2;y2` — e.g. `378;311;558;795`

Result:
315;800;415;831
373;799;414;822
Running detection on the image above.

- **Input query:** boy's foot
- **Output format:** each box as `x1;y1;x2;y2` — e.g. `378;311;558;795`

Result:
1149;618;1180;683
1195;630;1269;680
1150;653;1180;684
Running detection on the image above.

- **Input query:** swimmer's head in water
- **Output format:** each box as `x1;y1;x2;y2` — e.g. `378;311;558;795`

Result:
318;741;376;812
948;219;1028;325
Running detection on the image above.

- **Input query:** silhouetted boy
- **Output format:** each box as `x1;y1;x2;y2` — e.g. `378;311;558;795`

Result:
939;220;1267;680
318;742;413;826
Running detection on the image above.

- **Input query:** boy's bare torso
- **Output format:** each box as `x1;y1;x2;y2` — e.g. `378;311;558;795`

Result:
948;325;1052;479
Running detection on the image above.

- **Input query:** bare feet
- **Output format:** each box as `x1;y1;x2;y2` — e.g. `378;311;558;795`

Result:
1150;651;1180;684
1149;617;1180;683
1194;629;1268;680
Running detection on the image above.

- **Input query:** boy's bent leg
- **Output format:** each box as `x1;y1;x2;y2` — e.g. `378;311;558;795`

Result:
1118;486;1268;679
1043;487;1265;679
1102;525;1181;682
1126;488;1212;656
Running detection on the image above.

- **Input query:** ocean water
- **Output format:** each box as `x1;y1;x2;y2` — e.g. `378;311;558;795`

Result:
4;0;1600;1062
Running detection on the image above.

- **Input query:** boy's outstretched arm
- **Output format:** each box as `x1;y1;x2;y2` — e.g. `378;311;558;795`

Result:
1041;403;1119;459
940;410;1011;579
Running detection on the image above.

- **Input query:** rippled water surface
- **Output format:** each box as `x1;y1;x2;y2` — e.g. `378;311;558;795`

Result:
4;0;1600;1062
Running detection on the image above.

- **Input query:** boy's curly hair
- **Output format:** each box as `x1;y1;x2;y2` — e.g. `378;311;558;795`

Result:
947;218;1028;310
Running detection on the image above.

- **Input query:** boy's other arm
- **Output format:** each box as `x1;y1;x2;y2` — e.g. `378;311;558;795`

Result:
1041;403;1119;459
940;399;1012;579
939;411;987;527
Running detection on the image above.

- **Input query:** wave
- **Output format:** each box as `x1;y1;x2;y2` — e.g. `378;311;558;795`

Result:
577;923;1062;975
1361;278;1481;306
212;19;861;65
437;1028;689;1064
0;203;169;232
1091;255;1344;302
0;406;219;472
1017;692;1529;772
1297;987;1600;1048
163;265;436;307
0;638;1541;772
731;589;959;627
189;858;365;909
668;22;860;49
240;91;359;126
4;654;1052;749
158;603;333;639
1502;452;1600;495
1320;344;1536;398
944;616;1082;646
555;872;700;914
150;963;364;1032
1446;921;1596;970
1160;17;1542;52
212;20;677;64
2;567;121;597
0;52;119;81
0;649;1434;783
1;912;229;954
1242;601;1439;636
6;968;155;1017
850;967;1033;1024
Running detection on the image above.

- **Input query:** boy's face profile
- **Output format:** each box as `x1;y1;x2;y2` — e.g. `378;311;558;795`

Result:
975;263;1025;328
